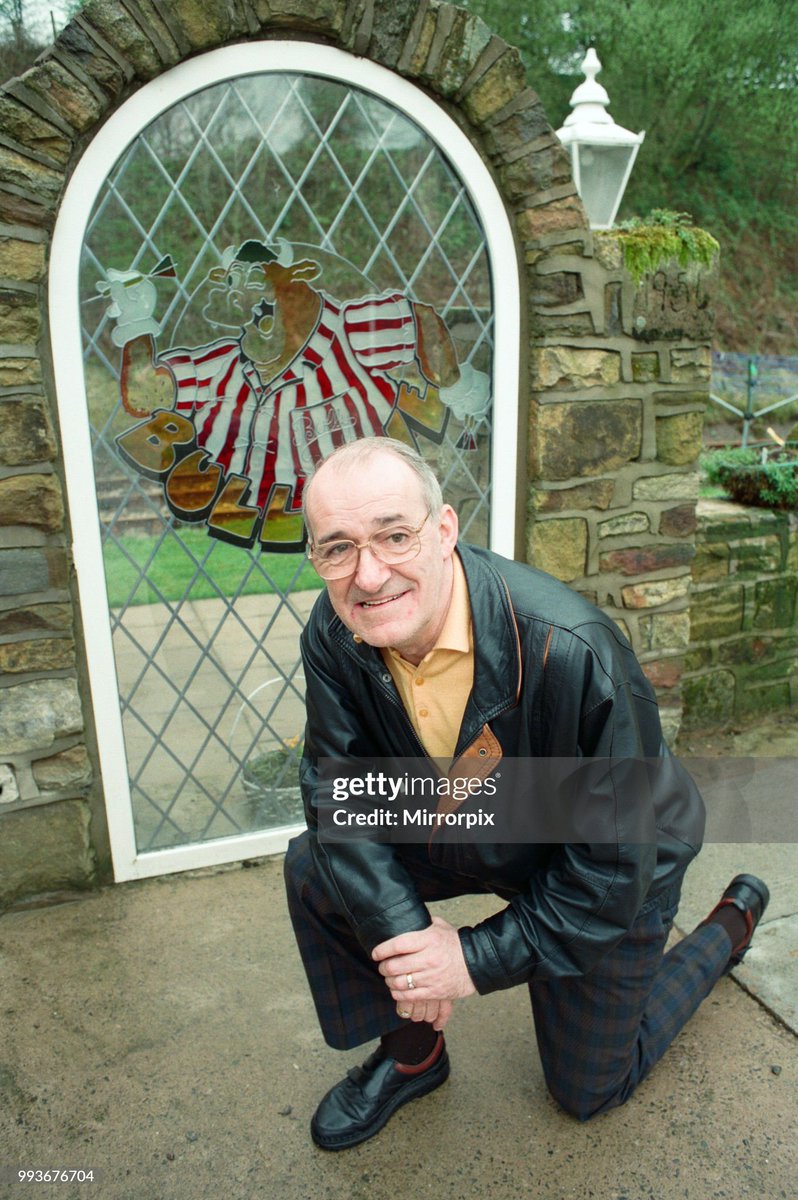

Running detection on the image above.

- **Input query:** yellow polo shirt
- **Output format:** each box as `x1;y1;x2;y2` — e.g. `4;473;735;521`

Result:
381;552;473;760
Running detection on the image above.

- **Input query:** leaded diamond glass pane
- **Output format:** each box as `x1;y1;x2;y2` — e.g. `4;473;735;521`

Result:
80;71;494;855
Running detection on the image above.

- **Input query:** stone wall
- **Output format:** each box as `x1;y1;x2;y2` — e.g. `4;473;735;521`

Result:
0;0;715;906
527;244;716;743
682;500;798;729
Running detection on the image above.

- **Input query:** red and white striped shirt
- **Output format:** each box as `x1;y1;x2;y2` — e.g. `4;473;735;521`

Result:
160;292;420;512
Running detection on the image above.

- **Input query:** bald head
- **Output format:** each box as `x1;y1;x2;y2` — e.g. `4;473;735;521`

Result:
303;437;444;543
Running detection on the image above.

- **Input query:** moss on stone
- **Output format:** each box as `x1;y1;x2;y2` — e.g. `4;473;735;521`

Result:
600;210;719;285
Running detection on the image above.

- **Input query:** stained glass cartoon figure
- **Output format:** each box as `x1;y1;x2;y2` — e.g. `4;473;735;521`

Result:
102;240;489;551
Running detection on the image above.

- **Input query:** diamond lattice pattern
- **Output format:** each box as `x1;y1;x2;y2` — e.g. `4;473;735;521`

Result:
80;72;494;853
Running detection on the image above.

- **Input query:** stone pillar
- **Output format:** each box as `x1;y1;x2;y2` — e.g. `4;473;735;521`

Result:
527;240;717;743
0;231;98;903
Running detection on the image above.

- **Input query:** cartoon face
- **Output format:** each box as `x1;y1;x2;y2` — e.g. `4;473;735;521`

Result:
201;260;271;331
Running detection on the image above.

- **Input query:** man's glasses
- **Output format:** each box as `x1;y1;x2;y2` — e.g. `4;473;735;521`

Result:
309;514;430;580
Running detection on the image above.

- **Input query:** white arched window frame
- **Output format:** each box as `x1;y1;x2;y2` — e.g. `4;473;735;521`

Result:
49;41;521;882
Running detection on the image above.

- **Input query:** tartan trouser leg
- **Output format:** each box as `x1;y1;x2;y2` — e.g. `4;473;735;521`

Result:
528;891;733;1121
283;831;488;1051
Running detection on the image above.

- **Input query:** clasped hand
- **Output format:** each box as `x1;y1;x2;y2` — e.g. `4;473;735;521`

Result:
371;915;476;1031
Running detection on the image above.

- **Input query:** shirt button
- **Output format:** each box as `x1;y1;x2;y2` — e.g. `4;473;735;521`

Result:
415;677;424;686
418;708;429;718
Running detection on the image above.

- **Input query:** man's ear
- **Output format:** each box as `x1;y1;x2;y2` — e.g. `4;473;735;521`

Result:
437;503;459;556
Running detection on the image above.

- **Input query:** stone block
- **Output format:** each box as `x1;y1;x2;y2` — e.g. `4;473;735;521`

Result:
499;142;573;203
266;0;348;34
0;357;42;387
0;799;96;907
660;504;697;538
604;282;622;336
399;4;437;74
594;235;624;270
621;576;691;609
0;396;56;465
752;578;797;630
689;585;744;639
482;97;553;162
691;541;730;583
642;656;684;689
682;671;736;728
19;57;105;132
0;189;52;228
656;411;705;465
0;678;83;753
600;543;694;577
631;353;660;382
0;290;40;343
597;512;650;538
0;548;68;597
633;472;700;502
532;399;640;481
0;474;64;532
530;271;584;308
530;347;621;392
0;236;46;283
461;47;526;126
732;536;782;577
59;20;127;97
367;0;428;69
530;517;587;582
639;611;692;652
0;96;72;164
531;479;614;513
670;345;712;383
0;603;72;635
631;261;716;342
0;637;75;673
0;146;63;207
534;312;596;338
428;8;493;96
31;744;92;791
80;0;176;77
516;194;588;239
153;0;256;48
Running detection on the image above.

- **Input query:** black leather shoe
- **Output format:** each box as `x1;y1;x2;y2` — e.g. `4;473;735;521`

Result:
311;1033;449;1150
707;873;770;968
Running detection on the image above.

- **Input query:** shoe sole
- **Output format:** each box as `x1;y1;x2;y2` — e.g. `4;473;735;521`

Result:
310;1054;450;1151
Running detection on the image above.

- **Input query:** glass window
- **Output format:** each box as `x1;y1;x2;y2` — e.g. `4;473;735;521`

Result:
77;71;496;856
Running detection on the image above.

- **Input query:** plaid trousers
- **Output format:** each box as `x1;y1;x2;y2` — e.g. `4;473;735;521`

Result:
284;831;731;1120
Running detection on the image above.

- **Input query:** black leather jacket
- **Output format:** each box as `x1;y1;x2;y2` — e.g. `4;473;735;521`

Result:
299;543;704;994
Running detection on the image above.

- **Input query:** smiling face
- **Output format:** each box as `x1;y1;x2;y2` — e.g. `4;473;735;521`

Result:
305;450;459;665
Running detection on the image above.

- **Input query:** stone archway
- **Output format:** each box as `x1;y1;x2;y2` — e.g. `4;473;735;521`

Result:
0;2;713;899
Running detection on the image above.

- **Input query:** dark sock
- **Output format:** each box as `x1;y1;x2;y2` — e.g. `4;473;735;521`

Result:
381;1021;438;1066
705;902;749;954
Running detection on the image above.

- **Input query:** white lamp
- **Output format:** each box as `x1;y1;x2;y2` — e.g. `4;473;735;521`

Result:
556;48;645;230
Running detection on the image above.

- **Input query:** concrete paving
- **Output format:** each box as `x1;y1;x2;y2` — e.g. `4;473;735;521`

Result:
1;715;796;1200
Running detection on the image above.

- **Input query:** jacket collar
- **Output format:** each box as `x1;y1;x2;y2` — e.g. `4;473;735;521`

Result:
324;542;522;739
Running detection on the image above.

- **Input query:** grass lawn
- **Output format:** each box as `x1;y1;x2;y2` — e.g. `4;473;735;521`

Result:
103;527;319;607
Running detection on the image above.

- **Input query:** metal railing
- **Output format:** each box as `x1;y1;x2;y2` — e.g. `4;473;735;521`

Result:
710;351;798;447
